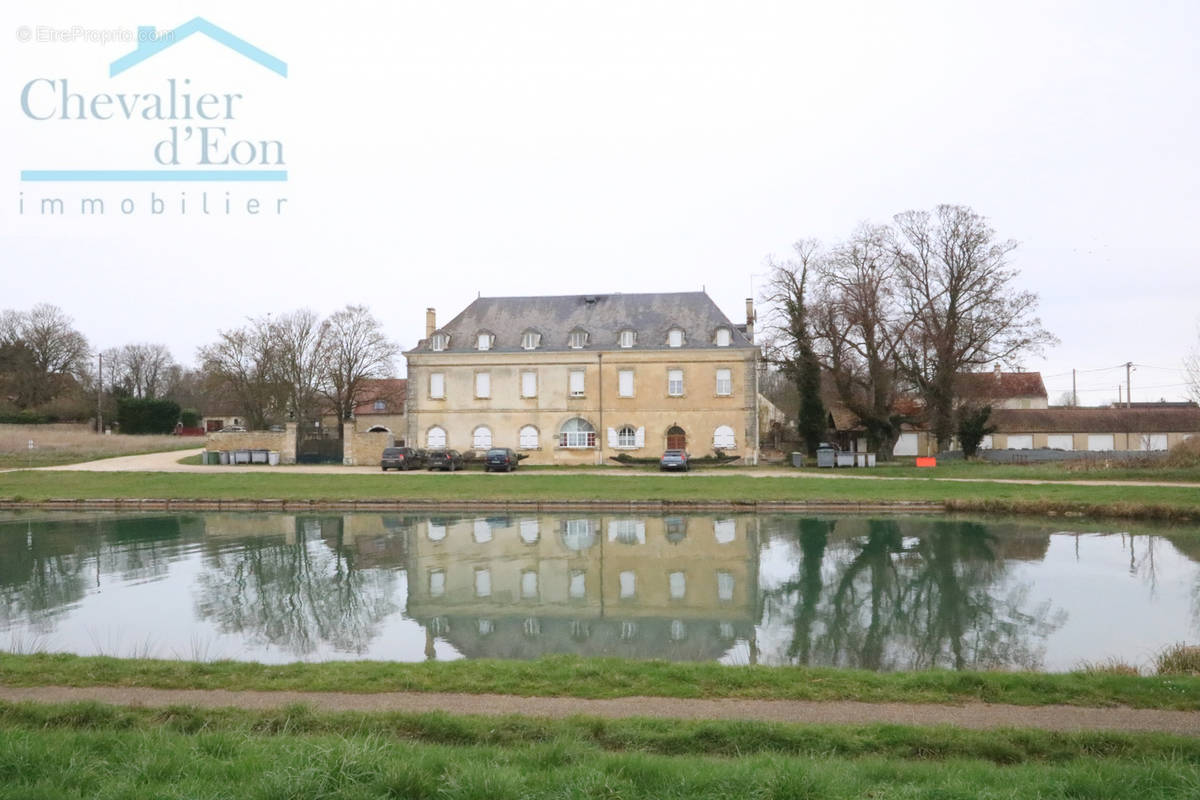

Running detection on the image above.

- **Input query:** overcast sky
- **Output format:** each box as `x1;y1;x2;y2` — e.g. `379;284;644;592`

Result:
3;1;1197;403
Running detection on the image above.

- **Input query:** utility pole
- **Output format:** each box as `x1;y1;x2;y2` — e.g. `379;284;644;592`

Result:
1125;362;1133;408
96;351;103;433
1072;369;1077;406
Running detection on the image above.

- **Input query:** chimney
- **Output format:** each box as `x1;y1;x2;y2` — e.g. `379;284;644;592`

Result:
745;298;756;342
425;308;436;339
993;363;1003;381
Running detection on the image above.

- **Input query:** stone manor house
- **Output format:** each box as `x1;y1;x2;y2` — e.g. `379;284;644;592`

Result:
404;292;761;466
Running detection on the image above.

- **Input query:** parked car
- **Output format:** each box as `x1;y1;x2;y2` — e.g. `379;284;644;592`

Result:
380;446;425;471
485;447;520;472
426;449;464;472
218;426;247;433
659;450;690;472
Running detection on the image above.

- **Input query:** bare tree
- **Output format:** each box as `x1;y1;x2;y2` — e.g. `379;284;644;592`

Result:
892;205;1056;451
0;304;91;408
320;305;400;437
1186;319;1200;405
811;224;914;458
269;309;328;432
104;343;177;399
763;241;827;455
197;318;284;430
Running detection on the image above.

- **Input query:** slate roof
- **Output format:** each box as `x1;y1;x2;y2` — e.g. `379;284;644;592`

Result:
990;406;1200;433
410;292;755;354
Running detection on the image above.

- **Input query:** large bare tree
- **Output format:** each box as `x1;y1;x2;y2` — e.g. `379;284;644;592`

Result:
0;304;91;408
811;224;914;458
763;240;827;455
197;317;284;430
1186;319;1200;405
892;205;1056;451
269;309;328;432
321;305;400;437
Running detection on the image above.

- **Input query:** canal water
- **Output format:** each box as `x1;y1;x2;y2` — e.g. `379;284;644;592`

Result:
1;511;1197;672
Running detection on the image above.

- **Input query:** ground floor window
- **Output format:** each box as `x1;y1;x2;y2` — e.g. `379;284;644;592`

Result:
617;425;636;448
473;426;493;450
713;425;735;449
519;425;539;449
559;417;596;448
426;426;446;449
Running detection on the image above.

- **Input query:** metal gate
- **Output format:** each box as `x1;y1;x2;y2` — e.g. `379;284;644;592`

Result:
297;426;343;464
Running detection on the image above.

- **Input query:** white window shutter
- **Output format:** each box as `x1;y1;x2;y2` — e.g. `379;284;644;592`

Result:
607;427;618;448
635;427;645;448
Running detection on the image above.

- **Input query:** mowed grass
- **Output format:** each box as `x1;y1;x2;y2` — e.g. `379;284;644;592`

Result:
793;459;1200;484
1;701;1198;799
0;424;198;468
7;653;1200;710
2;469;1200;520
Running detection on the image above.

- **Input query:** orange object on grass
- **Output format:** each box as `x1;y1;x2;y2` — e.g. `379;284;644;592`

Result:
915;457;937;468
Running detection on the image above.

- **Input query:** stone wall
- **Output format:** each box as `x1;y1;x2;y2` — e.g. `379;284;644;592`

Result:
205;423;298;464
345;429;395;466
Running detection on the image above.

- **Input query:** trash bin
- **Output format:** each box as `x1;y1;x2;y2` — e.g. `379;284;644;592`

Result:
234;449;251;464
268;451;280;466
816;444;835;468
836;451;854;468
250;449;268;464
791;452;804;468
218;451;229;465
854;452;867;468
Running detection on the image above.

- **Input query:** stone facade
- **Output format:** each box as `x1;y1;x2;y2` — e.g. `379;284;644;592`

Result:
345;429;395;466
405;293;760;465
204;423;298;464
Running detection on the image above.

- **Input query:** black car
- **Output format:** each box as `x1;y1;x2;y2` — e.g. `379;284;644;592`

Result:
380;447;425;471
485;447;519;472
426;449;464;472
659;450;690;472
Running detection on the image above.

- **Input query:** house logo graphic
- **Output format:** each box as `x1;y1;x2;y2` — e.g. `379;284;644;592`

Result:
18;17;289;189
109;18;287;78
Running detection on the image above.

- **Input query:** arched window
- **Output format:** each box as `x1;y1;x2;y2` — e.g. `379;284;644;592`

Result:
713;425;736;449
561;518;596;551
426;426;446;449
472;426;493;449
559;417;596;448
617;425;637;448
519;425;539;449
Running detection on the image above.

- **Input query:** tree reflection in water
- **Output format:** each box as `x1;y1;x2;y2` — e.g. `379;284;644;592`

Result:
193;517;398;656
767;518;1064;671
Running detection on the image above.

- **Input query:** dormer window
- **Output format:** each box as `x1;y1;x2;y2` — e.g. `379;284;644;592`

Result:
715;327;731;347
476;332;494;351
568;328;589;349
618;330;636;348
521;330;541;350
667;328;684;348
430;333;449;351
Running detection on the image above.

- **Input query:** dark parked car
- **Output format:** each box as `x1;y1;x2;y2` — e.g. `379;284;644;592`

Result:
485;447;519;472
426;449;464;472
380;446;425;471
659;450;690;472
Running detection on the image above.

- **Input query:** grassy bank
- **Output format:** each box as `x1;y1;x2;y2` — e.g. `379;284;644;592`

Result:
793;459;1200;484
0;424;198;468
6;653;1200;710
2;469;1200;520
1;702;1196;800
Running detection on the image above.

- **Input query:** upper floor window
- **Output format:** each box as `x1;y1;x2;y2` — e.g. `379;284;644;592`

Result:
716;368;732;396
430;333;449;351
373;400;386;411
475;372;491;398
476;332;494;351
618;329;636;348
568;328;589;349
521;371;537;398
668;369;684;397
429;372;445;399
569;369;585;397
667;328;684;348
715;327;731;347
617;369;634;398
521;330;541;350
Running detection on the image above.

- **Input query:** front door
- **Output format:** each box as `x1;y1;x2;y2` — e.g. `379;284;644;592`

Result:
666;425;687;451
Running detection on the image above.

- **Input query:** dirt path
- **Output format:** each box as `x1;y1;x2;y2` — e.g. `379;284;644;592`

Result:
2;685;1198;734
10;449;1200;488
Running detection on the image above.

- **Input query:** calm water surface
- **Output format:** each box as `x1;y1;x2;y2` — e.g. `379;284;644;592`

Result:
2;511;1197;672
